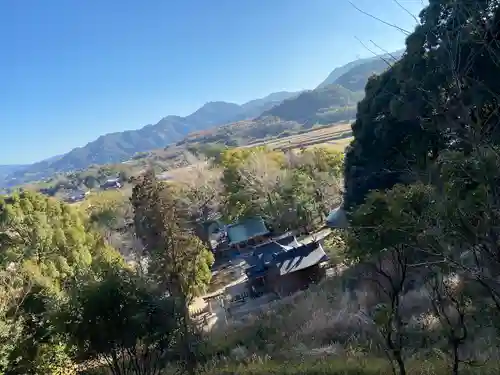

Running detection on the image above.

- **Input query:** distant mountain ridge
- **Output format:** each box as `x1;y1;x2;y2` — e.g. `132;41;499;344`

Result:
316;49;405;89
2;50;404;188
3;92;300;185
0;165;27;180
181;83;362;148
260;84;363;124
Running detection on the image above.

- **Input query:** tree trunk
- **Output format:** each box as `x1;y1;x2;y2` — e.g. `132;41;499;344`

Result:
181;296;196;375
451;340;460;375
394;350;406;375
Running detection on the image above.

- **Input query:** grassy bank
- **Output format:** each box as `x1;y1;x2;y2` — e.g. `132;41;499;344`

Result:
202;358;499;375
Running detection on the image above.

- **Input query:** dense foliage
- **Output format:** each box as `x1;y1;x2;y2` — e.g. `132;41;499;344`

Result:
344;0;500;210
8;1;500;374
218;146;343;231
0;188;213;375
130;171;215;375
65;268;180;375
82;145;345;260
130;171;214;300
0;191;124;374
342;1;500;374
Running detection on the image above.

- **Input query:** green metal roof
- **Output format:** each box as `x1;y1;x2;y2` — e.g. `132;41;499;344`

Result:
226;216;270;246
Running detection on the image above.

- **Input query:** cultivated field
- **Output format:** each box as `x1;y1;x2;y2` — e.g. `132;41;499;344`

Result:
245;122;353;152
160;123;354;183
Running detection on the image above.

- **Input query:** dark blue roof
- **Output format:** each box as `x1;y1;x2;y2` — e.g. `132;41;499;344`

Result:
246;240;328;278
253;235;294;254
273;242;328;276
246;235;298;267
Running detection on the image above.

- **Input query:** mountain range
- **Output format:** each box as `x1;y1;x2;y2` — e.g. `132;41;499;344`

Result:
315;49;404;89
0;165;27;180
2;51;404;188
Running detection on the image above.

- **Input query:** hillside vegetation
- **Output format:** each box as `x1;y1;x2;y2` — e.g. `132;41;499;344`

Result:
7;1;500;373
315;49;404;89
0;143;347;375
177;83;364;148
198;3;500;371
260;84;362;124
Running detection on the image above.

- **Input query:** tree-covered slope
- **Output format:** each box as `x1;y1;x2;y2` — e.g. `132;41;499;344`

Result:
343;1;500;210
333;58;393;92
180;86;361;148
260;84;363;124
316;49;404;89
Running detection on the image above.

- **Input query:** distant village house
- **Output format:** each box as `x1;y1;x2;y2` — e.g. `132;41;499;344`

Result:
100;178;122;190
65;190;90;203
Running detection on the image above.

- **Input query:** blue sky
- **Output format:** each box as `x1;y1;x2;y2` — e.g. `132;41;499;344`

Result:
0;0;426;165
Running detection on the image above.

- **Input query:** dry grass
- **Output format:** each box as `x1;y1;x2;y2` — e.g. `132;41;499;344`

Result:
206;279;379;360
82;274;500;375
203;270;500;374
243;122;353;152
201;358;500;375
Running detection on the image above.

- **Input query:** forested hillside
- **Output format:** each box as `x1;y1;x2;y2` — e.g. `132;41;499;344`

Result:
339;1;500;374
333;56;395;92
10;1;500;373
315;49;404;89
177;84;363;147
0;191;124;374
0;144;346;375
260;84;362;124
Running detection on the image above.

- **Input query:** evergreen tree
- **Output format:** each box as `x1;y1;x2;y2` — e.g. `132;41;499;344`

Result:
130;170;214;375
344;0;500;210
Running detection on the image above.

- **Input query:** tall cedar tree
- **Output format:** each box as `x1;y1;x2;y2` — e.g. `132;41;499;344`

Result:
130;170;213;375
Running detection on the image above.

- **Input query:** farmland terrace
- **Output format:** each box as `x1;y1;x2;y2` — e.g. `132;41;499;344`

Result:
243;122;353;152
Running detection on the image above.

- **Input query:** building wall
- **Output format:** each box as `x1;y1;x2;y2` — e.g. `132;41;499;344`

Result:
266;265;326;297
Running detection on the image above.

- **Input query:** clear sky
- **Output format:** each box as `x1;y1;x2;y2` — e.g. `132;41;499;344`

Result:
0;0;426;165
